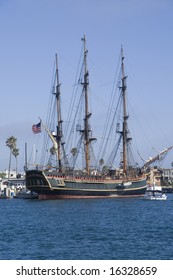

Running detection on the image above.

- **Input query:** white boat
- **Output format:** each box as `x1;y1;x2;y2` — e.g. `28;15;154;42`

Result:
143;184;167;200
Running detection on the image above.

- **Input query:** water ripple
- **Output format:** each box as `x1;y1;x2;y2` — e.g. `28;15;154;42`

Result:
0;196;173;259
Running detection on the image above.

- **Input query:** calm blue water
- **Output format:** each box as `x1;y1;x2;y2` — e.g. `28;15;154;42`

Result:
0;195;173;260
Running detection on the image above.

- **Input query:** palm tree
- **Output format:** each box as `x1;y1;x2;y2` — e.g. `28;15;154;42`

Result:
71;147;77;157
6;136;17;179
12;147;19;175
71;147;78;170
99;158;104;171
50;146;57;155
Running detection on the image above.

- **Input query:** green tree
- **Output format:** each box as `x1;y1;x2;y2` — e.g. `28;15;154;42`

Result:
50;146;56;155
99;158;104;171
71;147;78;170
71;147;77;157
12;147;19;175
6;136;17;179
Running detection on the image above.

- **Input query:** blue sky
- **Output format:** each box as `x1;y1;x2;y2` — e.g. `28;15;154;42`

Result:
0;0;173;172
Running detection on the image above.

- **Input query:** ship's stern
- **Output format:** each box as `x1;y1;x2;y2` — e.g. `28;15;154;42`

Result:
26;170;51;194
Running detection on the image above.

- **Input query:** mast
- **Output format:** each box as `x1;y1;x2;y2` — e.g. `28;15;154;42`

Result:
82;35;90;174
55;54;62;172
24;142;28;171
121;46;128;176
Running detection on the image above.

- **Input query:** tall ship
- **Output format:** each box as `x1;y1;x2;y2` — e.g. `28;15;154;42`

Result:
26;36;147;199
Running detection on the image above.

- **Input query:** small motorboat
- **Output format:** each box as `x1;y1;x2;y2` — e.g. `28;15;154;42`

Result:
143;184;167;200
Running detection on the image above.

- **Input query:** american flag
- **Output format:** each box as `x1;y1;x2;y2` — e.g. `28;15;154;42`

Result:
32;122;41;134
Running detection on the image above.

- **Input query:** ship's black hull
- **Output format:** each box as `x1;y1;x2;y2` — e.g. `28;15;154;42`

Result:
26;170;147;200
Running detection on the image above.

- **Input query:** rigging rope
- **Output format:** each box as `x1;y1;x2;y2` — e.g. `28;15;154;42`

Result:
96;51;122;164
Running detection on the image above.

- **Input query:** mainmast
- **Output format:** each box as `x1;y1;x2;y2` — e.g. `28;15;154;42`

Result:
55;54;62;172
121;46;128;176
82;35;90;174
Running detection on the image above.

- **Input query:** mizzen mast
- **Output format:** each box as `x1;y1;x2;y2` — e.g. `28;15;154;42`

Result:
121;46;129;176
55;53;62;172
